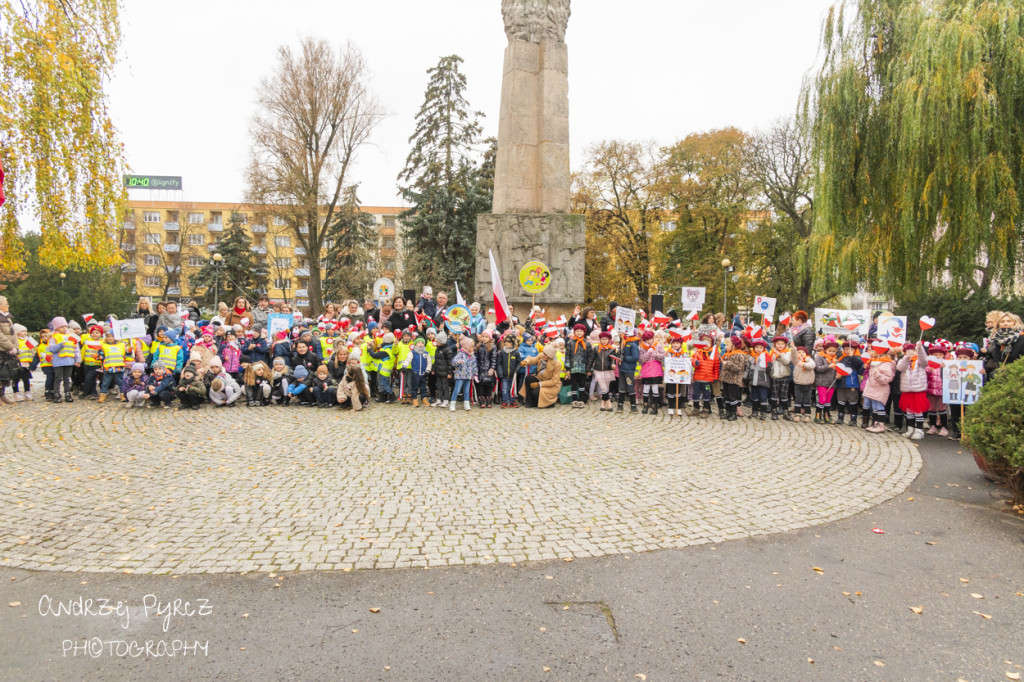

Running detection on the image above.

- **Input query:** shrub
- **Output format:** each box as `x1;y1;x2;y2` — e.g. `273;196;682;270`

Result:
963;358;1024;503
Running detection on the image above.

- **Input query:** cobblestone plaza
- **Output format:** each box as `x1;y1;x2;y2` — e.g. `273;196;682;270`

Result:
0;402;920;574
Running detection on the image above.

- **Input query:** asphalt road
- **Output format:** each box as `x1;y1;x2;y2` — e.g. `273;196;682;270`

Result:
2;436;1021;682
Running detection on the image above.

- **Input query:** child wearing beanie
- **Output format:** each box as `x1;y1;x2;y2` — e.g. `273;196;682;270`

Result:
409;337;433;407
11;324;35;401
720;335;751;421
637;330;664;415
122;363;150;407
450;336;478;411
688;336;719;418
769;336;795;421
791;346;816;422
97;330;127;403
47;316;80;403
564;324;593;408
662;333;687;416
813;339;840;424
616;328;641;413
496;333;522;407
925;342;950;436
176;365;207;409
834;339;865;426
475;331;498;408
591;330;618;412
144;363;176;408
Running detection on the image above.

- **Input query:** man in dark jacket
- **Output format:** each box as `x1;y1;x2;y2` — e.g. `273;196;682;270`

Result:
599;302;618;332
432;291;450;328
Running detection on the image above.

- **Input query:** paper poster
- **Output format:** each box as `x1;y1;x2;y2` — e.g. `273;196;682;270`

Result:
664;355;693;385
876;315;907;347
942;359;984;405
814;308;871;336
444;304;472;334
752;296;777;319
519;261;551;294
266;313;293;339
681;287;706;311
112;318;147;340
373;277;395;303
614;307;637;336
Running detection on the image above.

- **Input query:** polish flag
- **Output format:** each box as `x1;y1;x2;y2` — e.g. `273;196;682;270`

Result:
533;316;546;328
763;315;773;327
745;325;764;339
919;315;936;331
834;362;853;377
555;315;567;330
488;250;511;325
779;312;792;326
870;340;890;355
652;311;671;327
545;326;559;338
24;336;37;349
927;356;944;370
680;328;693;342
668;329;684;340
842;316;861;331
67;333;81;345
686;310;700;322
82;313;95;325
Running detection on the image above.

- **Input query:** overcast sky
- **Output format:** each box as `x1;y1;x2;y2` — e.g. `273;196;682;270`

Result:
109;0;836;208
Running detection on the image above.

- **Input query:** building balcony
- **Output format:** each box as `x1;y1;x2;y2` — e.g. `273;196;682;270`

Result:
298;226;309;235
295;289;309;298
163;244;180;253
207;222;224;232
294;246;306;256
294;268;310;277
252;224;267;233
251;245;267;254
122;263;137;273
207;244;220;252
123;221;135;231
167;287;181;295
163;221;180;231
121;243;135;252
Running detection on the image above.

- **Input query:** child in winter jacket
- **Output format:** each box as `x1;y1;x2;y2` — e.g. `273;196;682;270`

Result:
835;340;865;426
896;341;929;439
496;334;522;407
310;364;338;407
591;331;619;412
688;336;720;418
450;337;478;411
746;339;772;421
564;324;593;408
122;363;150;408
145;363;177;408
176;365;208;409
431;332;453;407
337;357;371;411
270;357;293;405
720;336;751;421
243;361;273;406
475;331;498;408
616;332;641;413
792;346;816;422
409;337;433;406
813;340;840;424
638;330;665;415
861;346;896;432
925;342;949;436
769;336;795;421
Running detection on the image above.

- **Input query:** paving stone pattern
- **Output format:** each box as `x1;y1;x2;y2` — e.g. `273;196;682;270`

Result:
0;400;920;574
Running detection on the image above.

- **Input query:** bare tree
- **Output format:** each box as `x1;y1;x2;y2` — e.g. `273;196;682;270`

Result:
132;203;207;301
245;37;384;317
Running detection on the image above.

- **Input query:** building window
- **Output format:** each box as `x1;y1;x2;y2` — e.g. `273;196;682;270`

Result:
144;276;162;288
144;254;161;266
166;233;179;245
274;236;291;248
231;211;250;224
166;210;180;222
187;256;204;267
144;233;161;244
384;216;396;228
382;237;396;250
253;235;265;246
662;221;676;232
209;211;223;225
187;233;205;246
168;277;180;287
298;258;308;268
273;215;287;226
187;212;204;224
143;211;160;223
274;278;291;290
275;257;292;268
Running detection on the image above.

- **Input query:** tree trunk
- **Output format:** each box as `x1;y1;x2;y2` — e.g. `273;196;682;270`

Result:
307;240;323;319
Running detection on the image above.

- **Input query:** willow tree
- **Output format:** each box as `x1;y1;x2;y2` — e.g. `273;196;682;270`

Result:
0;0;127;271
807;0;1024;297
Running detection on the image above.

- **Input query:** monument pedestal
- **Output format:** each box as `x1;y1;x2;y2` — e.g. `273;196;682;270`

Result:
475;212;585;312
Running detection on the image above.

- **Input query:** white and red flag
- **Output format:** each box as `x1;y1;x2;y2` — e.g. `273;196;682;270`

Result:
488;250;511;325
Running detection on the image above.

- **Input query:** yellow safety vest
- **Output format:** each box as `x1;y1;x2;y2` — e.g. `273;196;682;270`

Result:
360;341;375;370
319;337;333;359
101;342;126;370
377;345;396;377
17;338;35;364
155;343;180;368
82;339;103;366
37;344;52;368
51;333;77;359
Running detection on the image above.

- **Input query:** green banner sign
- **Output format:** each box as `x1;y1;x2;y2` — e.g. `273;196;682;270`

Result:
123;175;183;190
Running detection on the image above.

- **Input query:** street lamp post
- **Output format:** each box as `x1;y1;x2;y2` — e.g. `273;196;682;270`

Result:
211;253;223;308
721;259;732;320
59;272;67;317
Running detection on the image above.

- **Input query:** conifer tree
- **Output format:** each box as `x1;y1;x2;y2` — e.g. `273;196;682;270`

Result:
189;215;267;306
398;55;490;290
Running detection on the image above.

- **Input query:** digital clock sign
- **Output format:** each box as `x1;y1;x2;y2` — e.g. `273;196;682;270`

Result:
123;175;183;190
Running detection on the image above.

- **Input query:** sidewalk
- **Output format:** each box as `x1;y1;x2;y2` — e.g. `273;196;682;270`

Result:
2;437;1021;681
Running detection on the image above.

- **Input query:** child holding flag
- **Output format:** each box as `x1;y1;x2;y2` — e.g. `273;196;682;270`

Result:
896;341;929;440
47;317;80;404
813;339;840;424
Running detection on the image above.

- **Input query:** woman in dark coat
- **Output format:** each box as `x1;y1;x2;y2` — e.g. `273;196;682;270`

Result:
789;310;816;356
387;297;416;333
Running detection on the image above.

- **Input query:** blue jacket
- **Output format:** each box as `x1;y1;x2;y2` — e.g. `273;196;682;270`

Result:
841;354;865;389
146;372;176;395
410;348;431;375
244;337;269;365
619;340;640;375
469;314;486;335
517;341;538;374
272;341;292;366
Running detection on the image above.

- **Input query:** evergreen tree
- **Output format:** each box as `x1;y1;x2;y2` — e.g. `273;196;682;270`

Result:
398;55;488;291
807;0;1024;298
189;216;267;306
323;186;378;302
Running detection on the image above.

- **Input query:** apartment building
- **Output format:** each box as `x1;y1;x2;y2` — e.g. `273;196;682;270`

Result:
120;201;406;307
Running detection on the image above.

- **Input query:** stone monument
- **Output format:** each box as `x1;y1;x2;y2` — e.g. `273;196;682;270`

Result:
475;0;586;310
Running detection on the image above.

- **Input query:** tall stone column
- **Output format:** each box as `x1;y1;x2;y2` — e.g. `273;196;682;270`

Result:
476;0;585;310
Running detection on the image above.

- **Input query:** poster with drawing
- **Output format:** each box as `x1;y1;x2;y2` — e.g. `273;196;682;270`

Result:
663;356;692;385
942;359;984;405
681;287;706;311
814;308;871;336
112;318;147;340
614;307;637;336
876;315;908;348
266;313;293;340
752;296;777;319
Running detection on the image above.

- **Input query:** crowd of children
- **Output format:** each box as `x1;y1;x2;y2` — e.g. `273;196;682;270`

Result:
2;296;1020;445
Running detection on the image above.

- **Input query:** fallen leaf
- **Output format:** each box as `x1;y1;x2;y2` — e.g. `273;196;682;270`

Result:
960;578;970;583
973;611;992;620
635;676;647;681
874;661;886;667
855;592;862;596
545;576;553;580
8;602;20;607
812;567;824;573
808;658;815;664
971;593;984;599
369;608;381;614
926;541;937;546
563;557;573;563
737;638;746;644
539;627;546;632
842;592;851;596
910;606;924;615
543;667;551;673
242;613;249;618
351;629;359;633
1007;673;1021;681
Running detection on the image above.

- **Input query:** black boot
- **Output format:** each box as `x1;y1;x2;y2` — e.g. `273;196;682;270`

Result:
782;407;794;422
615;400;624;413
771;406;780;421
641;395;650;415
716;396;726;419
629;397;638;414
64;391;74;403
835;405;846;425
54;392;63;403
860;410;871;429
727;404;738;421
651;397;659;416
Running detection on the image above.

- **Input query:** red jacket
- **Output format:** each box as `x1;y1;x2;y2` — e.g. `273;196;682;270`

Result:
692;349;720;382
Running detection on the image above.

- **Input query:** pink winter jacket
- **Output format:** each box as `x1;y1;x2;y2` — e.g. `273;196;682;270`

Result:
897;342;928;393
862;359;896;404
639;343;665;379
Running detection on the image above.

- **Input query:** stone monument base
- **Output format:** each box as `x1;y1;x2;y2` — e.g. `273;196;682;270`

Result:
475;212;585;313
